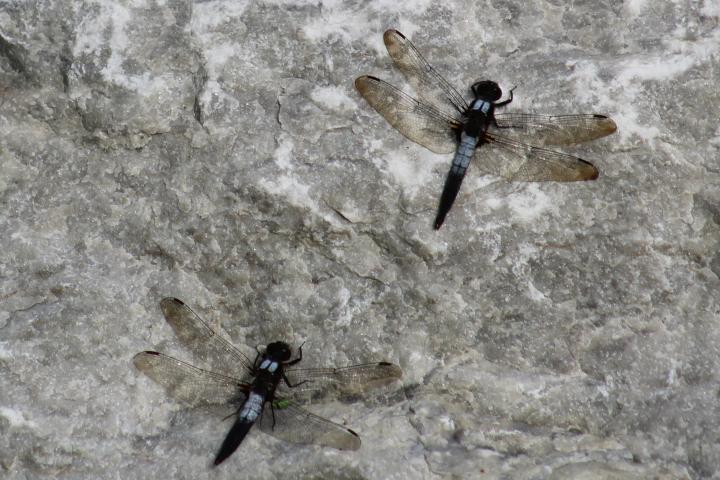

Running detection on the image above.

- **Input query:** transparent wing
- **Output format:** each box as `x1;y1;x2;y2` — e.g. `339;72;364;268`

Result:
257;398;361;450
383;29;468;119
355;75;460;154
478;132;600;182
160;298;255;380
492;113;617;146
133;351;246;408
281;362;402;399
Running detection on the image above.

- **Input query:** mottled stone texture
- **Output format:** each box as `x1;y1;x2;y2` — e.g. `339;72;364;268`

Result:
1;0;719;479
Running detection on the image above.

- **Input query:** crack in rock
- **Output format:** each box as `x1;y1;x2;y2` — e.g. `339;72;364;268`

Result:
192;62;207;127
0;33;29;79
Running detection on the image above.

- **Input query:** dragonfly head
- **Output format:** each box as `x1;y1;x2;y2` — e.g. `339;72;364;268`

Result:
471;80;502;102
265;341;293;361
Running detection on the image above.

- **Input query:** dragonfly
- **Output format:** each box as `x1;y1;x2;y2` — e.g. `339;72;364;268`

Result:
355;29;617;229
133;298;402;465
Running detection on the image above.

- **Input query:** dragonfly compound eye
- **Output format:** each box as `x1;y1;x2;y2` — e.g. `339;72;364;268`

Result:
471;80;502;101
266;341;292;361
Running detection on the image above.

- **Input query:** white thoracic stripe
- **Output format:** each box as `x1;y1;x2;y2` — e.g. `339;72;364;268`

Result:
239;392;264;422
259;359;279;372
472;100;491;113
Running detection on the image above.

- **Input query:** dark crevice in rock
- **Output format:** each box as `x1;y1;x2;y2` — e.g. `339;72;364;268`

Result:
275;91;284;129
72;101;94;134
59;54;72;93
192;62;207;127
192;93;202;124
0;33;29;79
326;202;354;223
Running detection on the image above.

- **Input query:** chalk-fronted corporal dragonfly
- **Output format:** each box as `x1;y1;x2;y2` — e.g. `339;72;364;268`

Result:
356;29;617;229
133;298;402;465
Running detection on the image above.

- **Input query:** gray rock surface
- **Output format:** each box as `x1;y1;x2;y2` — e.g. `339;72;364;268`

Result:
1;1;719;478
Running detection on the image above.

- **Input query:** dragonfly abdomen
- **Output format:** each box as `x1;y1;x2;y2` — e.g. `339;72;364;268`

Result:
239;392;265;422
451;132;478;176
214;418;255;465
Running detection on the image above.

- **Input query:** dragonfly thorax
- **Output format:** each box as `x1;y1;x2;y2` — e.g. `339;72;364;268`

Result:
471;80;502;102
462;98;494;138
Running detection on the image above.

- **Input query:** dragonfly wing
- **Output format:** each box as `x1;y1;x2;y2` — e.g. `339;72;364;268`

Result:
383;29;468;119
133;351;246;408
355;75;460;154
159;298;255;380
282;361;402;399
478;132;600;182
492;113;617;146
257;398;361;450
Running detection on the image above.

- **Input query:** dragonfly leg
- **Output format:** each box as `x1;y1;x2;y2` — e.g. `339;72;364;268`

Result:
286;341;305;366
269;403;277;430
495;85;516;107
282;372;310;388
